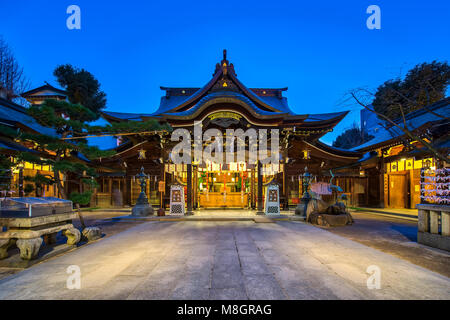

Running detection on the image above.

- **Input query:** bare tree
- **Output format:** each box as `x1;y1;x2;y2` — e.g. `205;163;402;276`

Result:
340;87;449;163
0;37;30;103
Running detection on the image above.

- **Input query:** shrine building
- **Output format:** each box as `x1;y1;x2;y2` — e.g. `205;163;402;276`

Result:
96;50;362;210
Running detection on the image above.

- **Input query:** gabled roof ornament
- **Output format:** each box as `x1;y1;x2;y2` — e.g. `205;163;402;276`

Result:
214;49;236;77
222;49;228;66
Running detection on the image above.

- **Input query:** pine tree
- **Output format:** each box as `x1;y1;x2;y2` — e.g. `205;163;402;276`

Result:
1;65;172;201
0;99;113;199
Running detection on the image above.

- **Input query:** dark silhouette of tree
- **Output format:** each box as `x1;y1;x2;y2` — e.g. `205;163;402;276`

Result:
53;64;107;118
373;61;450;119
333;125;373;149
343;61;449;163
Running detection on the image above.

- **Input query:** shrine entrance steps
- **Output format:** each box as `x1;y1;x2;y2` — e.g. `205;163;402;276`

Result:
106;209;304;223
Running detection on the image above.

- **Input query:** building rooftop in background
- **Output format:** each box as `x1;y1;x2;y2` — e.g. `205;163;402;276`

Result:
21;82;67;105
354;97;450;152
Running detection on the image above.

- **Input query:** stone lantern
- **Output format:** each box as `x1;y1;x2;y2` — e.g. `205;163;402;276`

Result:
131;167;154;216
295;167;313;217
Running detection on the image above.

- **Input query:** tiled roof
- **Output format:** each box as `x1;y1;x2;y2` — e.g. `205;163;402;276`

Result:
0;97;57;136
353;97;450;151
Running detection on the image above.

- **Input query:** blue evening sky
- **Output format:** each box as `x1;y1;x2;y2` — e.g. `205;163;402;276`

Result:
1;0;449;144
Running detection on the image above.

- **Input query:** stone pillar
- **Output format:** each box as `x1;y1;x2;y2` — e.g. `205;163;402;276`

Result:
257;161;263;213
441;212;450;236
429;210;440;234
418;209;429;232
186;163;193;215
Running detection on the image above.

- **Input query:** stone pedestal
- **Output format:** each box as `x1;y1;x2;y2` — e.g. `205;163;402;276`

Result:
63;227;81;246
17;238;42;260
416;204;450;252
131;192;154;216
0;212;81;260
295;192;311;217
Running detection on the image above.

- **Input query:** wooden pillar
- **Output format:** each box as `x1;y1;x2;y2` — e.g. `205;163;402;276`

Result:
250;168;255;209
123;177;127;206
379;157;385;208
160;140;165;209
18;167;24;197
283;164;289;210
257;161;263;213
187;163;193;214
108;178;112;206
350;178;354;206
193;166;198;209
365;177;369;206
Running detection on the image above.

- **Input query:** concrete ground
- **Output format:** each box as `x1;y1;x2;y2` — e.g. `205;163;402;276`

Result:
351;207;418;220
323;211;450;278
0;220;448;300
0;209;147;281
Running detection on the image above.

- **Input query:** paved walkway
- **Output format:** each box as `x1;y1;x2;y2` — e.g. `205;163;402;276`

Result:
352;207;418;220
0;221;448;300
324;211;450;277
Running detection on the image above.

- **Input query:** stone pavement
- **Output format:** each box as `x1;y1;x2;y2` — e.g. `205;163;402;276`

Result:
0;221;448;300
351;207;418;220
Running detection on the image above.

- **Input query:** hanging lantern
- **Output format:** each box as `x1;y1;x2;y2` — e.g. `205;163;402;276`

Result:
302;150;310;160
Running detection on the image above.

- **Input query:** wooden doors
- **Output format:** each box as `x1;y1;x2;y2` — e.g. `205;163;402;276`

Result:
388;173;407;208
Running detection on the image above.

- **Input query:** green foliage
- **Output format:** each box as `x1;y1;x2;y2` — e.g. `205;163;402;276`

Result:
3;63;172;199
333;126;374;149
28;99;98;135
0;153;13;191
24;173;53;186
88;119;172;135
373;61;450;120
54;64;106;117
0;153;13;170
69;191;93;206
82;178;99;189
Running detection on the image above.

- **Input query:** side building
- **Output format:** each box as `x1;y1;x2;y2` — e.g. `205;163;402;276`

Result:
342;98;449;209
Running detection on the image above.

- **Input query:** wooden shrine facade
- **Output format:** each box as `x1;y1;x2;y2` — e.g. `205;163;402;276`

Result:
96;51;363;209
